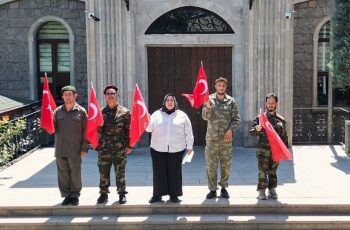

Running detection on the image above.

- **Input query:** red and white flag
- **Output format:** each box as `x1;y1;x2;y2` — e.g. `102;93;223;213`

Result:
259;112;292;161
182;63;209;108
40;73;57;135
129;84;150;148
86;85;103;149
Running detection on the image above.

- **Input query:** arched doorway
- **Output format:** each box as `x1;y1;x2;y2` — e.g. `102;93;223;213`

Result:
146;6;234;145
37;21;70;104
316;21;330;106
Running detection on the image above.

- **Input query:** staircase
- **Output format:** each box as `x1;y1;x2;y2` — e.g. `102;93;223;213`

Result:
2;147;350;229
1;203;350;229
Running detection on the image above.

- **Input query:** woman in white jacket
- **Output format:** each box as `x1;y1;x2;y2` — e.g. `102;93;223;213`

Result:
146;93;194;203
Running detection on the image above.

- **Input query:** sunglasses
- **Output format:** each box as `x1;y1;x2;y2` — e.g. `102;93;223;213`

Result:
105;92;116;96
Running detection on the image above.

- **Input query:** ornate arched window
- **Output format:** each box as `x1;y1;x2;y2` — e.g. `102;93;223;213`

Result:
37;21;70;103
145;6;234;34
317;21;330;106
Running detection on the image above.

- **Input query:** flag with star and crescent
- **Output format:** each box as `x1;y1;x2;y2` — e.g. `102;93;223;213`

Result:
40;73;57;135
182;62;209;109
86;85;103;149
259;111;292;161
129;84;150;148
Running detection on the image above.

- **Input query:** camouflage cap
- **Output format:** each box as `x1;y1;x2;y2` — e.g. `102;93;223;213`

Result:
103;85;118;94
215;77;228;84
61;85;77;94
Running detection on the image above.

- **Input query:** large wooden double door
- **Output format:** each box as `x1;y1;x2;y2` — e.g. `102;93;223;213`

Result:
147;47;232;145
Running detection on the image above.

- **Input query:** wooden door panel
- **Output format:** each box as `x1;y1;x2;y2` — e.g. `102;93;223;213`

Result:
148;47;232;145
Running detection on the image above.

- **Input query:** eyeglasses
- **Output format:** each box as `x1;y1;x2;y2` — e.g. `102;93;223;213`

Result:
105;93;116;96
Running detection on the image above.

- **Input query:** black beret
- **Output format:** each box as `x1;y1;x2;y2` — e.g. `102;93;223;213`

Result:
103;85;118;94
61;85;77;94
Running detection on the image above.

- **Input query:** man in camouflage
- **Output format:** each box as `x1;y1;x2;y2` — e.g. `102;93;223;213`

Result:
249;93;288;200
202;77;240;199
96;85;132;204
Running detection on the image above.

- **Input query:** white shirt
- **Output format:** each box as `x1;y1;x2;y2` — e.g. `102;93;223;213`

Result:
146;109;194;153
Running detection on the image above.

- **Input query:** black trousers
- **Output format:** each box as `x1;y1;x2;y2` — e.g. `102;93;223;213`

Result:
150;148;185;197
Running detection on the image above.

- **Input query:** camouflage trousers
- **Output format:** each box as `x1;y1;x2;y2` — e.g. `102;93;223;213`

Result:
98;148;127;194
257;149;279;191
205;140;233;191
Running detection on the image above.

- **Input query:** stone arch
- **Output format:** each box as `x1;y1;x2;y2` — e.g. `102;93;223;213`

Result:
312;16;331;106
28;16;75;100
145;6;234;34
0;0;86;5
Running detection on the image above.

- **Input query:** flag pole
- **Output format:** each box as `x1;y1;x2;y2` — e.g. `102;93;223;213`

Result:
201;60;203;67
258;108;262;125
89;82;94;105
90;81;94;90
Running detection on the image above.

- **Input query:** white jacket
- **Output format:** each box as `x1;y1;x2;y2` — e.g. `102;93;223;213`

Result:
146;109;194;153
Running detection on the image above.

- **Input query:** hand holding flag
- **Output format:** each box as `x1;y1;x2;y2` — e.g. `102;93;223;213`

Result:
40;73;57;135
86;84;103;149
182;62;209;109
129;84;150;148
259;111;292;161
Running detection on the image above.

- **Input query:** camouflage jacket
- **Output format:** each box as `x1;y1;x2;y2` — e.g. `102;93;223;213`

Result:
249;112;288;152
202;93;240;141
98;104;131;150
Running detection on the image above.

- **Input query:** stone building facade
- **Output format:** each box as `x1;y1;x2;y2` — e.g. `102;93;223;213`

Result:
0;0;87;104
0;0;336;146
293;0;332;107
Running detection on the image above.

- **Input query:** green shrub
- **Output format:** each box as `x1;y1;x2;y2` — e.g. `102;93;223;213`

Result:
332;0;350;88
0;116;26;166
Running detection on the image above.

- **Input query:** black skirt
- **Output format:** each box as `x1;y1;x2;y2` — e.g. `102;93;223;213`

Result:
150;148;185;197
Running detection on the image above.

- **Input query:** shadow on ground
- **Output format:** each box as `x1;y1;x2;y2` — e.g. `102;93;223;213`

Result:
11;146;296;188
329;145;350;174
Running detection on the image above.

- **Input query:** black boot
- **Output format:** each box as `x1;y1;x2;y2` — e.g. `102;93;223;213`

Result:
97;193;108;204
206;191;217;199
170;196;180;203
149;196;162;203
119;194;127;204
220;187;230;199
61;197;71;206
70;197;79;206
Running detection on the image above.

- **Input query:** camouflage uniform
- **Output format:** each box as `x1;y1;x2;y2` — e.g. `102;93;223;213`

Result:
202;93;240;191
97;105;131;195
249;112;288;191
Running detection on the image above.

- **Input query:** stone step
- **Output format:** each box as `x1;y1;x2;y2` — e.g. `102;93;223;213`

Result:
2;204;350;217
1;214;350;230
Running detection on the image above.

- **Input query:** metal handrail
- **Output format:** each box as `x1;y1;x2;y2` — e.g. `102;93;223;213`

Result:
293;107;350;145
0;110;42;165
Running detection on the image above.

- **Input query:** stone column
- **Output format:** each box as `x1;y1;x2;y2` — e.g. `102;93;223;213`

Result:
85;0;134;107
345;120;350;154
243;0;294;147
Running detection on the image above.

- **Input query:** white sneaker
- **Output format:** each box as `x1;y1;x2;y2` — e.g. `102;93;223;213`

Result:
268;188;278;199
257;189;267;200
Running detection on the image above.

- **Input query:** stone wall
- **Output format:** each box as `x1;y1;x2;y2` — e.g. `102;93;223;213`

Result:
0;0;87;105
293;0;331;107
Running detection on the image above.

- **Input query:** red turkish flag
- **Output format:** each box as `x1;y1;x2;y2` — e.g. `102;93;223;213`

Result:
259;112;292;161
86;86;103;149
182;63;209;108
129;84;150;148
40;73;57;135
